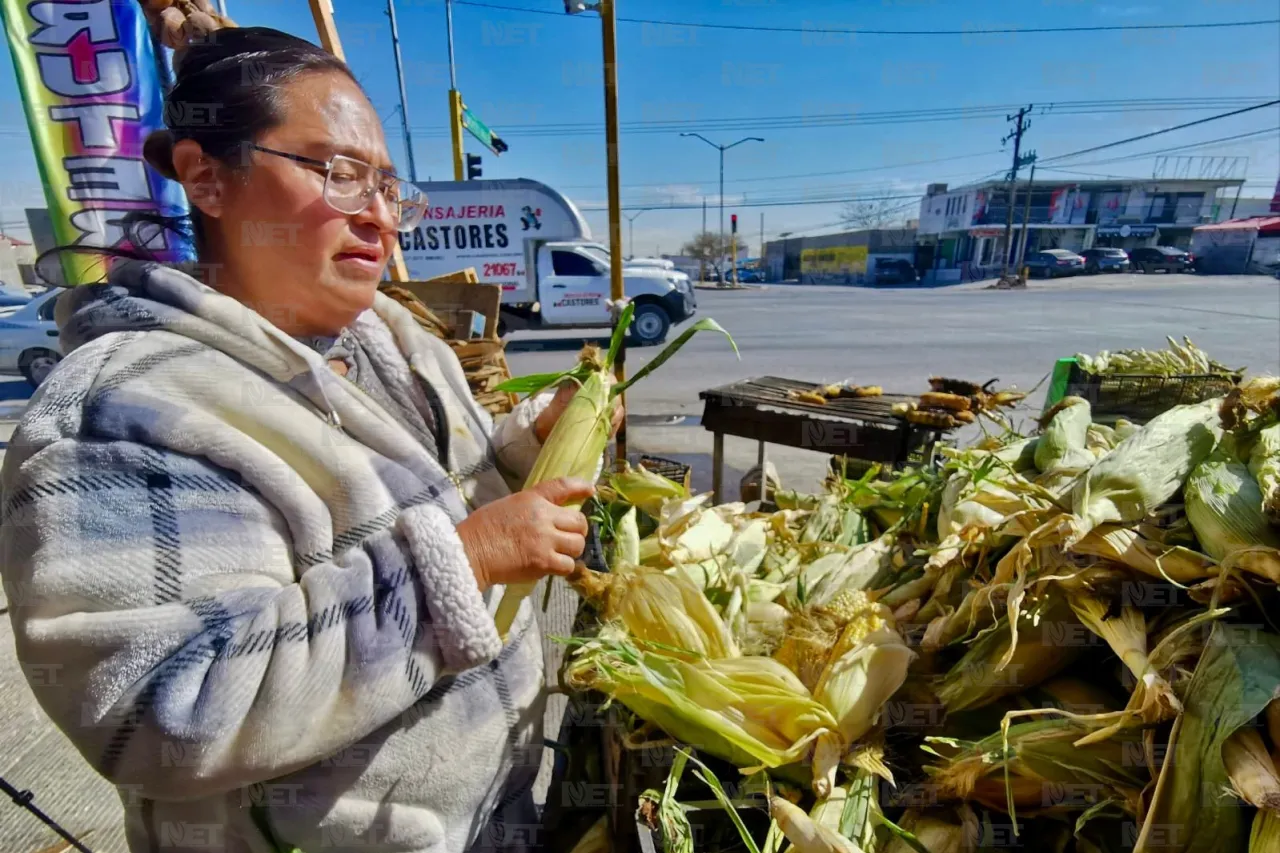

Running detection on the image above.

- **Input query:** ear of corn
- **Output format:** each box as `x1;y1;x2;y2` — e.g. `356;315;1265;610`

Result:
925;718;1147;816
1248;423;1280;525
1068;594;1181;730
884;810;975;853
1035;396;1094;474
769;796;863;853
1252;807;1280;853
611;463;690;516
573;565;739;659
565;638;836;769
612;505;641;567
493;367;613;639
1185;441;1280;580
810;595;914;744
1223;727;1280;811
1069;398;1223;542
937;599;1085;713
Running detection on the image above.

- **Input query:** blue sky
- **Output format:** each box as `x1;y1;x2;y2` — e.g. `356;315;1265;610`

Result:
1;0;1277;256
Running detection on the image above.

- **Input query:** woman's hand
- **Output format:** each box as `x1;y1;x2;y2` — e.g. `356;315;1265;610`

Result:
534;381;626;444
457;478;596;591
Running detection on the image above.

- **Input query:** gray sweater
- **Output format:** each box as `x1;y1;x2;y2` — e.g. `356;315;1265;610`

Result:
2;261;555;852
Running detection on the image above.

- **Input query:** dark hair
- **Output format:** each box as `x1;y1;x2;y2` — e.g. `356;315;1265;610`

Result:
37;27;359;285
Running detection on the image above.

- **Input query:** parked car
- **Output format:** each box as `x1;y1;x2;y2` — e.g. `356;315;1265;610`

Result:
0;287;31;308
1129;246;1195;274
1025;249;1086;278
873;259;918;285
1080;248;1131;274
735;267;765;283
0;288;62;387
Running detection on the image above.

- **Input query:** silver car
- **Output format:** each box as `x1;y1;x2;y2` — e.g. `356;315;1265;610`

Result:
0;288;62;387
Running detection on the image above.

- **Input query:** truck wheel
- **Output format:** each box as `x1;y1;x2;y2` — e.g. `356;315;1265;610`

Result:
20;348;60;388
630;303;670;346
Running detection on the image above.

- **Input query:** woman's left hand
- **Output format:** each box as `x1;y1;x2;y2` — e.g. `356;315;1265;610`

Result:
535;381;625;444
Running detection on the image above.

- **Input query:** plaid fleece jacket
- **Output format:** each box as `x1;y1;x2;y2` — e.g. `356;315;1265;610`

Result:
1;261;556;853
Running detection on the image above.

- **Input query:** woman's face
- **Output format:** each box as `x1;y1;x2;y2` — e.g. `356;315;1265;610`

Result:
183;71;400;336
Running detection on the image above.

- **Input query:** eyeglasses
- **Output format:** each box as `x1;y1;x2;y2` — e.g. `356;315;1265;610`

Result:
249;144;427;233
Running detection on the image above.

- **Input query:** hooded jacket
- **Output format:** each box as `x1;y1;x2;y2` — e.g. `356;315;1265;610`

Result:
1;260;554;853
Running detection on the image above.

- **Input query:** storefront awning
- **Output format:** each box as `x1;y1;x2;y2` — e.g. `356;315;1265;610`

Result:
1194;216;1280;236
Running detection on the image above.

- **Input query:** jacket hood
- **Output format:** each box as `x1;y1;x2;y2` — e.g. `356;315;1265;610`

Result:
56;259;346;423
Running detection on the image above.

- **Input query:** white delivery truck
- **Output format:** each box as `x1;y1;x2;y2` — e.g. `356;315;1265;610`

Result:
398;178;696;345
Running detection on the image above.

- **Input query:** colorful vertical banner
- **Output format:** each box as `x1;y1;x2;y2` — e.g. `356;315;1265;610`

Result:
1;0;192;285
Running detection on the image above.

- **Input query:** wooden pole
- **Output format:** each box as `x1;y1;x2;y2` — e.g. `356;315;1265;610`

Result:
309;0;411;282
601;0;626;467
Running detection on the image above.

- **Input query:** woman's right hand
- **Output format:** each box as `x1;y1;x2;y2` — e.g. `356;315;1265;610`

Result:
457;478;596;591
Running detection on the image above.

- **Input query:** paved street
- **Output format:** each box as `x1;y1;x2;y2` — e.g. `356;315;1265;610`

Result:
509;273;1280;495
1;273;1277;851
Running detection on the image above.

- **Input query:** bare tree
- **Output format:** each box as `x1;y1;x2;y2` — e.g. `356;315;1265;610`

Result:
840;198;905;230
680;231;731;279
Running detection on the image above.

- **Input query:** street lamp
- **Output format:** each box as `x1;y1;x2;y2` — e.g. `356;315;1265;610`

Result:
680;133;764;281
565;0;627;465
624;209;647;258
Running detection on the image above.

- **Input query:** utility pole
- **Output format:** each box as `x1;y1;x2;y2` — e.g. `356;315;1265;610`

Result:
446;0;465;180
1000;105;1035;277
759;212;764;260
1014;162;1036;275
701;197;707;283
386;0;417;181
624;209;646;258
681;133;763;280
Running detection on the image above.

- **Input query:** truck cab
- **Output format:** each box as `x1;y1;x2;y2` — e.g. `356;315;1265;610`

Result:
400;178;695;345
528;242;695;343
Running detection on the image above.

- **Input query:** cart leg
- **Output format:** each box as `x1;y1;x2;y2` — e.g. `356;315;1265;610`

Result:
712;431;724;505
757;441;769;503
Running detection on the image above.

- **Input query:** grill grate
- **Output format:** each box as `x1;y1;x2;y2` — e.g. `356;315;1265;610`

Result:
700;376;943;431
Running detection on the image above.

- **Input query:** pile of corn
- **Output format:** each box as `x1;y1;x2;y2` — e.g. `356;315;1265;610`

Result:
517;340;1280;851
136;0;236;48
1075;336;1239;377
892;377;1027;430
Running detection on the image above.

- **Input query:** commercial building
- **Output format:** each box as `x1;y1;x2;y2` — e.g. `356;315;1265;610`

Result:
762;227;916;284
915;177;1246;280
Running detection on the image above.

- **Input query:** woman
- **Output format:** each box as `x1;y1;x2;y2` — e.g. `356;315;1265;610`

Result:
1;27;614;853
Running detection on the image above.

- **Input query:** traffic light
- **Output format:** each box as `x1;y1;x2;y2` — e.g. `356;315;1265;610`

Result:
731;214;737;234
466;153;482;180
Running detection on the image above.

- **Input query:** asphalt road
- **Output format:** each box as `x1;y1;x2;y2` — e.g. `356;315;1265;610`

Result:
0;272;1276;851
507;272;1280;496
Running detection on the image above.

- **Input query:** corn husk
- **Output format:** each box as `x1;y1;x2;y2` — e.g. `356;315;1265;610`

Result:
925;718;1147;816
612;505;641;567
568;815;611;853
1185;441;1280;582
792;534;897;608
494;359;613;638
1069;524;1217;584
810;595;914;744
884;809;977;853
565;639;836;769
937;598;1086;713
770;795;862;853
1252;808;1280;853
572;565;739;659
1248;422;1280;525
1224;727;1280;810
1035;396;1094;474
1068;398;1223;543
1068;594;1180;727
610;463;690;517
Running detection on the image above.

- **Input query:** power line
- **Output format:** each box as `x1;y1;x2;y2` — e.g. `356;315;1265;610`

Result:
579;193;924;212
453;1;1278;36
1034;128;1279;170
406;98;1272;139
1036;100;1280;164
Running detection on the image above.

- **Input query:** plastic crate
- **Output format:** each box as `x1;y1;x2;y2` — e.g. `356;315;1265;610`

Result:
1055;360;1238;423
636;454;693;491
